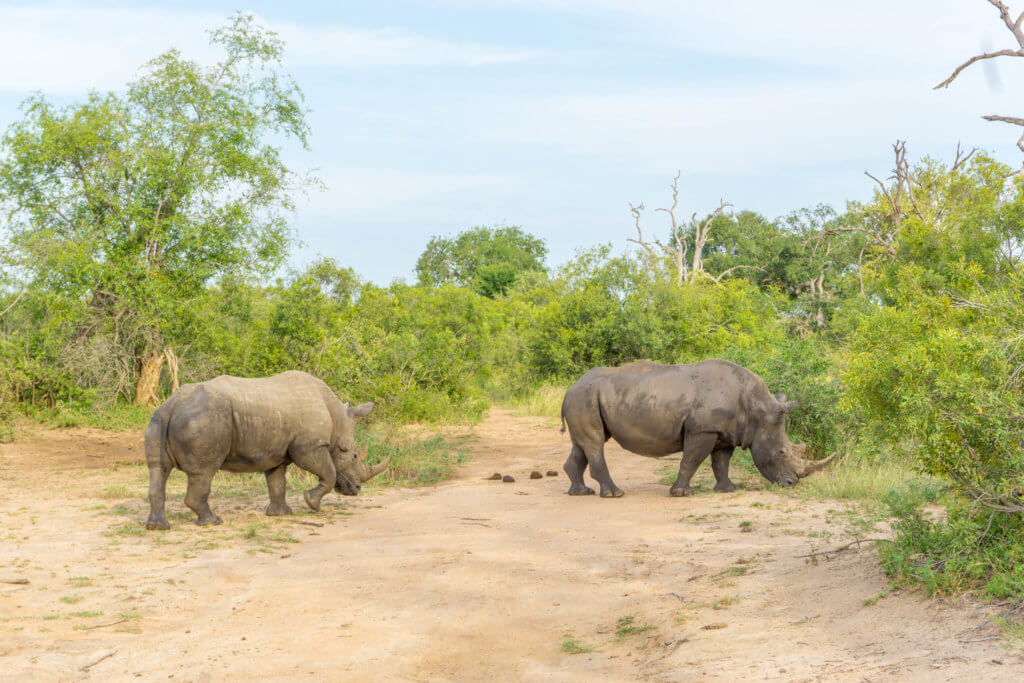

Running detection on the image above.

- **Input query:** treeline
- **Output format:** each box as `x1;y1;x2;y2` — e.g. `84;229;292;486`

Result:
3;14;1024;598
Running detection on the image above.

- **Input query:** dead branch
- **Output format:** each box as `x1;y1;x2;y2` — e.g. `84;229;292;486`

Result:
690;200;733;280
936;1;1024;172
935;0;1024;90
796;538;889;559
0;289;26;318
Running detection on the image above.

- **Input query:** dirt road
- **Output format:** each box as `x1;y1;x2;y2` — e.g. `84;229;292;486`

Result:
1;410;1020;681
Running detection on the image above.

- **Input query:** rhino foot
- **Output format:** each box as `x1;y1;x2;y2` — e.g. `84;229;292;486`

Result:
145;518;170;531
195;514;223;526
303;490;321;512
567;485;595;496
669;485;695;497
713;481;738;493
600;486;625;498
265;502;293;516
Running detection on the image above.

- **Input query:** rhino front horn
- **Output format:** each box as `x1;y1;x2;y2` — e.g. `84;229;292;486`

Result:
788;447;836;478
360;449;392;482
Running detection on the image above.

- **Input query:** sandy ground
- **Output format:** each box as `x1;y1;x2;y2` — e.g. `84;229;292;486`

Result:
1;409;1022;682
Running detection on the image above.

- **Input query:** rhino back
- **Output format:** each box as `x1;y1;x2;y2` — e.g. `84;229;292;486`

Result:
171;371;334;471
576;359;766;454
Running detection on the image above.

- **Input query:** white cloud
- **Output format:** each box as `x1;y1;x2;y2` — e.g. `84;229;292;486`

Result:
0;5;539;93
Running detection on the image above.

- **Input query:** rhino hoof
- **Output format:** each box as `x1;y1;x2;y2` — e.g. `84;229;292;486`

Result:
303;491;321;512
567;486;595;496
196;514;223;526
145;519;170;531
713;482;738;493
265;503;293;516
670;486;695;497
600;488;624;498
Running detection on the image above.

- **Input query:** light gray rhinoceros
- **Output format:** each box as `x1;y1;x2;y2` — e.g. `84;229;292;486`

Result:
144;370;389;529
560;359;834;498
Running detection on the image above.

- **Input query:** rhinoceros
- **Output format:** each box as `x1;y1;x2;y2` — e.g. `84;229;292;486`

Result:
559;359;833;498
144;371;390;529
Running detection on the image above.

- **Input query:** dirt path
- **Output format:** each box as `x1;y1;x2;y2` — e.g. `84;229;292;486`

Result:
1;410;1021;681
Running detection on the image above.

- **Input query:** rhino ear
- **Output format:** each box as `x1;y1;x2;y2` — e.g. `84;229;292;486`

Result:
347;401;375;419
775;392;788;404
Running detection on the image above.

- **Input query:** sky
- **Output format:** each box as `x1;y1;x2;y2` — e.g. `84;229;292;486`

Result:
2;1;1024;283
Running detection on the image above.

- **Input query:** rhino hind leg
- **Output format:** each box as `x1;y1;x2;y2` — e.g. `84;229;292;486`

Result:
145;464;171;530
711;448;738;493
264;464;293;516
184;471;222;526
291;446;337;513
582;443;624;498
564;444;595;496
670;432;717;497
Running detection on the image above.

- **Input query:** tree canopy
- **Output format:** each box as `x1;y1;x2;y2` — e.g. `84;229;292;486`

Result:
415;225;547;297
0;13;311;402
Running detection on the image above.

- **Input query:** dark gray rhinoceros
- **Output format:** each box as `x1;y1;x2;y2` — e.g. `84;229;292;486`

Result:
560;359;834;498
144;370;390;529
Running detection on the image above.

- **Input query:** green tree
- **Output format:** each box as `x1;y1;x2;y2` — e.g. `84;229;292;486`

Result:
0;13;310;403
415;225;547;297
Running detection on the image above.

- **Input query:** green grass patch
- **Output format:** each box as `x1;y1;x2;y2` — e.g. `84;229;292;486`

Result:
500;382;568;419
615;615;653;638
879;490;1024;601
59;595;83;604
560;633;593;654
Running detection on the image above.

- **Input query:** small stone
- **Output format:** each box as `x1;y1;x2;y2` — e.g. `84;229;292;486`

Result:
546;470;558;477
502;475;515;483
485;473;502;480
530;471;543;479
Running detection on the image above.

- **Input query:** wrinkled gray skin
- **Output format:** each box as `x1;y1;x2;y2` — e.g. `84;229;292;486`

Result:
560;359;834;498
144;371;389;529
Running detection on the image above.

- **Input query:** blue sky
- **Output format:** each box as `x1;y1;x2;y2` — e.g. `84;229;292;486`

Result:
2;1;1024;283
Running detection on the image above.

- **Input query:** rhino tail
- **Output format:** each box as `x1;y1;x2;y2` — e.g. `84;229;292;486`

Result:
145;400;176;473
559;399;567;433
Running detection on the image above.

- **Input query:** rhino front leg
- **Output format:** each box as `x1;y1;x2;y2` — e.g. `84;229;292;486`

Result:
184;471;222;526
564;444;595;496
291;447;337;513
583;443;624;498
711;448;738;492
670;432;717;497
265;463;293;516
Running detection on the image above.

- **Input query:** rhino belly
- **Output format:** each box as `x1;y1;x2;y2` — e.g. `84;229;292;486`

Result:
610;430;683;457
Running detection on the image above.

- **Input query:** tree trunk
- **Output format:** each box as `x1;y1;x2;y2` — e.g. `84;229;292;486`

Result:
163;347;180;394
134;351;166;405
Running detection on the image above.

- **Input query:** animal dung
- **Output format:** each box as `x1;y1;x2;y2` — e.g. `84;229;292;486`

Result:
485;473;502;480
530;471;543;479
502;475;515;483
545;470;558;477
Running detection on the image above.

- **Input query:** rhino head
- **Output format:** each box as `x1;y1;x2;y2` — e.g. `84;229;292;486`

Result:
331;401;392;496
749;392;834;486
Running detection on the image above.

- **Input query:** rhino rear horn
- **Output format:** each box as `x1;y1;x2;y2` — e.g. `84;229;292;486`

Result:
360;449;392;482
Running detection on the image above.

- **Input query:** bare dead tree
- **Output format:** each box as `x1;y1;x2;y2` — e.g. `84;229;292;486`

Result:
629;171;690;284
629;172;739;284
936;0;1024;173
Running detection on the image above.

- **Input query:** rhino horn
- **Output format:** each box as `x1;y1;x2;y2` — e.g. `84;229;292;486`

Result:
786;445;836;478
360;449;392;482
